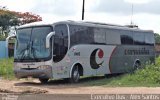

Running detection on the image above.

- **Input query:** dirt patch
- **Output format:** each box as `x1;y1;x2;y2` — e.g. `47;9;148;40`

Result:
0;88;47;94
0;79;48;94
0;79;160;94
0;88;13;93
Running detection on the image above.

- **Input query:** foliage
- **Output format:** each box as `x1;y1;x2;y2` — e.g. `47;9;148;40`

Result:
15;12;42;25
0;8;42;25
0;7;42;38
0;58;15;79
0;9;18;31
0;9;17;38
0;33;6;41
155;33;160;43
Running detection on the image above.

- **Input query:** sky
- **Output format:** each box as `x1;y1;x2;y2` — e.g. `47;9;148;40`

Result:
0;0;160;33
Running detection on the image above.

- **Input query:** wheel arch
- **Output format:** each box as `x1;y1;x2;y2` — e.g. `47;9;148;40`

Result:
70;62;83;78
133;59;141;67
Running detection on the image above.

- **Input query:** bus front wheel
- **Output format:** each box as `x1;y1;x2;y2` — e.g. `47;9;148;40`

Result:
70;65;80;83
39;78;49;84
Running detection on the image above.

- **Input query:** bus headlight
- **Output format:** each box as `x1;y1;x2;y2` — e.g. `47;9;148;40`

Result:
14;64;21;69
37;65;51;70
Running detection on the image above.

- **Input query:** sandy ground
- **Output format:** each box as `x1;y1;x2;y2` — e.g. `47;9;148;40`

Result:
0;78;160;95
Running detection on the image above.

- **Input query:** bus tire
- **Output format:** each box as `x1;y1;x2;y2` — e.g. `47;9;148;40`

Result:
39;78;49;84
70;65;80;83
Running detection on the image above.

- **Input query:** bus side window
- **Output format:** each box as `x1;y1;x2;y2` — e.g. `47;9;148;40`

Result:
133;32;145;45
120;30;133;45
106;29;121;45
94;28;106;44
69;25;94;46
145;33;154;45
53;24;68;62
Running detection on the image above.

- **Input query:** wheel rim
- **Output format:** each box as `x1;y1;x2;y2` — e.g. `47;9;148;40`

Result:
134;62;140;70
73;66;80;82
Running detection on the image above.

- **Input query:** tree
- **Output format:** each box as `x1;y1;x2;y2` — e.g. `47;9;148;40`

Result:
12;11;42;25
155;33;160;44
0;9;18;37
0;8;42;38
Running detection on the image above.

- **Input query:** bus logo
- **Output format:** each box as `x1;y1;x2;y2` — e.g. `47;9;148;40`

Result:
90;48;104;69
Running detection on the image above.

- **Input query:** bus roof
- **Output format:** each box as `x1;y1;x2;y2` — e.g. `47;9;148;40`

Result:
18;21;53;28
18;20;154;33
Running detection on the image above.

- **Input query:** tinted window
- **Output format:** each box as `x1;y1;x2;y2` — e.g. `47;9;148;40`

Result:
15;27;52;61
105;29;121;45
94;28;106;44
133;32;145;45
145;33;154;45
69;25;94;46
31;27;52;58
53;24;68;62
69;25;122;46
121;30;133;45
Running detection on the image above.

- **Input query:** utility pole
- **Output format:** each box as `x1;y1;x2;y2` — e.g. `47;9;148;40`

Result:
82;0;85;20
131;3;133;25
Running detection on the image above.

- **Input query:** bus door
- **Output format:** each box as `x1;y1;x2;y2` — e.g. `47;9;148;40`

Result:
52;24;69;78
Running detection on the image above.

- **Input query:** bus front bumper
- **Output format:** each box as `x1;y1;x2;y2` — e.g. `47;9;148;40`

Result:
14;67;52;79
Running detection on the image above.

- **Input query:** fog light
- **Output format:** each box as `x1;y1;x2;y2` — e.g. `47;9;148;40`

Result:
14;66;21;70
38;65;51;70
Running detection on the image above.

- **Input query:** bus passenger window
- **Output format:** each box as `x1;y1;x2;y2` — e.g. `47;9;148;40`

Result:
53;24;68;62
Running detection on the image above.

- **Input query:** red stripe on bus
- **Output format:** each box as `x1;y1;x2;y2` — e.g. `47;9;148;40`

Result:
109;46;117;74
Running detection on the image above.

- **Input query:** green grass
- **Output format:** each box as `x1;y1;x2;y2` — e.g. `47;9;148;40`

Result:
83;57;160;87
0;57;15;79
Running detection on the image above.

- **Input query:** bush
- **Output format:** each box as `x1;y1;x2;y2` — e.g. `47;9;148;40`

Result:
110;57;160;86
0;58;15;79
137;57;160;84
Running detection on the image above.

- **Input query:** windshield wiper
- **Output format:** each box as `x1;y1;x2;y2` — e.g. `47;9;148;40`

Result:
30;41;39;61
18;43;30;61
17;41;39;62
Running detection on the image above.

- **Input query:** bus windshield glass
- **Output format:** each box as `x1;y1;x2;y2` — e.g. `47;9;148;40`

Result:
15;26;52;61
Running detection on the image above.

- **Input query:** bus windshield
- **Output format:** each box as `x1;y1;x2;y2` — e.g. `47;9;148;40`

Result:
15;26;52;61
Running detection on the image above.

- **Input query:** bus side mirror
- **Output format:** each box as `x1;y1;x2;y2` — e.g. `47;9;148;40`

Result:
6;35;16;48
46;32;55;48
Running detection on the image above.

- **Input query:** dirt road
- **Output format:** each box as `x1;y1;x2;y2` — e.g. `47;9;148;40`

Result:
0;78;160;95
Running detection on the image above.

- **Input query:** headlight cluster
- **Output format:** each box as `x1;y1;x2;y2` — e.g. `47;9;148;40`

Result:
37;65;51;70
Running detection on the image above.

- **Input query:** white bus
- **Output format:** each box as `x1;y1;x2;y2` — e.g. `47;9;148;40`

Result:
7;21;155;83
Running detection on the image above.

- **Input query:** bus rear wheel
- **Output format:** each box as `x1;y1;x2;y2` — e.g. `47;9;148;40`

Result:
70;65;80;83
134;60;141;70
39;78;49;84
